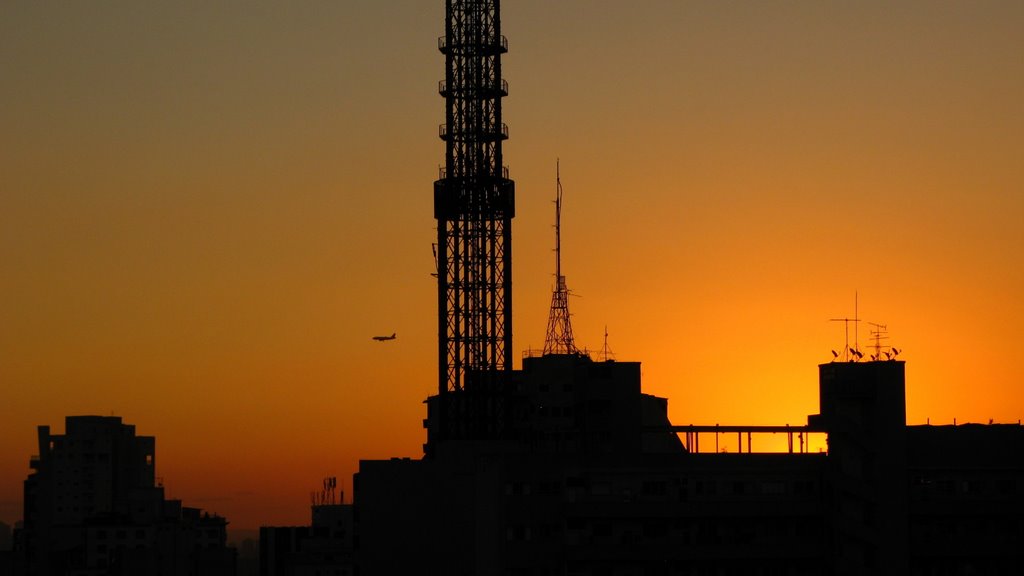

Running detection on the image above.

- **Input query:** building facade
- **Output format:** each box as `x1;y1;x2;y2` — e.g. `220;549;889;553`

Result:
354;355;1024;576
13;416;235;576
259;503;353;576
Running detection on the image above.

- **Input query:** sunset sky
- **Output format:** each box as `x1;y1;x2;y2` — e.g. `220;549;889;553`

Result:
2;1;1022;531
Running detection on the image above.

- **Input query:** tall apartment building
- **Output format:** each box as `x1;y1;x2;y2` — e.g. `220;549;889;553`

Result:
13;416;235;576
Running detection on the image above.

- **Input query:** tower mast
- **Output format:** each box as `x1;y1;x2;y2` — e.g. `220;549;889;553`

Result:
543;161;579;355
434;0;515;395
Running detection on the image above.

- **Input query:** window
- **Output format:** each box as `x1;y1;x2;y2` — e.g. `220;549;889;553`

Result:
998;478;1016;495
642;480;667;496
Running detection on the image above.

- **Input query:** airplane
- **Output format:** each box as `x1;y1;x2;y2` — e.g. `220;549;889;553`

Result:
372;333;397;342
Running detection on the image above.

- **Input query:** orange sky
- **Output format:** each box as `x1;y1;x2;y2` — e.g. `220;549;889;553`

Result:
2;1;1023;530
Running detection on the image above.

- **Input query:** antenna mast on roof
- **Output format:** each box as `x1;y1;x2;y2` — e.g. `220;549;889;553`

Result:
829;292;862;362
311;476;338;507
868;322;888;361
543;160;580;355
598;325;616;362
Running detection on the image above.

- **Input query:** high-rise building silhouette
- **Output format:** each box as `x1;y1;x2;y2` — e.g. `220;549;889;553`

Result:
12;416;235;576
361;358;1024;575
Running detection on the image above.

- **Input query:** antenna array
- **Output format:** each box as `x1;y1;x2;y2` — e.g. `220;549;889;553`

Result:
311;476;340;507
828;294;901;362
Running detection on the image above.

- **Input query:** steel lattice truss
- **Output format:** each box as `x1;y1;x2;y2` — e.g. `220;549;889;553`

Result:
543;168;579;356
434;0;515;395
543;275;577;355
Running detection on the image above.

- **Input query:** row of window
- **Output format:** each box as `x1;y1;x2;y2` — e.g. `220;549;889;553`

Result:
504;478;819;500
504;516;824;547
911;475;1018;497
93;528;147;540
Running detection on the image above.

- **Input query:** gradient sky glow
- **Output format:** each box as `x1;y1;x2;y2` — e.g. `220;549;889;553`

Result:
3;1;1023;530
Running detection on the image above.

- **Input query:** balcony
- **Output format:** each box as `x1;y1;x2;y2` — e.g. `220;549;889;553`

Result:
438;165;510;180
438;34;508;55
439;78;508;99
439;122;508;142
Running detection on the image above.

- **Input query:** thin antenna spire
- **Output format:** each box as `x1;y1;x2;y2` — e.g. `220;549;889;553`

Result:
555;160;562;282
598;325;616;362
543;160;580;355
830;292;862;362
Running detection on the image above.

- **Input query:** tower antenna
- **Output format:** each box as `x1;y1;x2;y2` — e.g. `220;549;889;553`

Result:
543;160;580;355
829;292;862;361
598;325;616;362
434;0;514;393
430;0;515;446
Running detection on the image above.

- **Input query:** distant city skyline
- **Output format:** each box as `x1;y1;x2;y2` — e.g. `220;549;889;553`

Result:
3;1;1023;530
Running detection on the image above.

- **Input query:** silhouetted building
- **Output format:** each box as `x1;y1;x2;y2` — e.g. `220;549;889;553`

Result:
235;537;258;576
906;424;1024;574
259;504;353;576
0;521;11;551
357;353;822;575
0;521;12;576
353;355;1024;576
12;416;235;576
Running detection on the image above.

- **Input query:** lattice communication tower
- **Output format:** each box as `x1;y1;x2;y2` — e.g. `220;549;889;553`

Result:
434;0;515;394
543;161;579;355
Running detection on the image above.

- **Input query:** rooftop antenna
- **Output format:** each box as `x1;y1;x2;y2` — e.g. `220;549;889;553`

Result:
829;292;861;362
855;291;859;354
543;160;580;355
598;325;616;362
868;322;889;362
311;476;338;507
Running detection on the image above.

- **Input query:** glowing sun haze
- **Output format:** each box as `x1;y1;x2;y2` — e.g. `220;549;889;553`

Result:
2;1;1022;530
